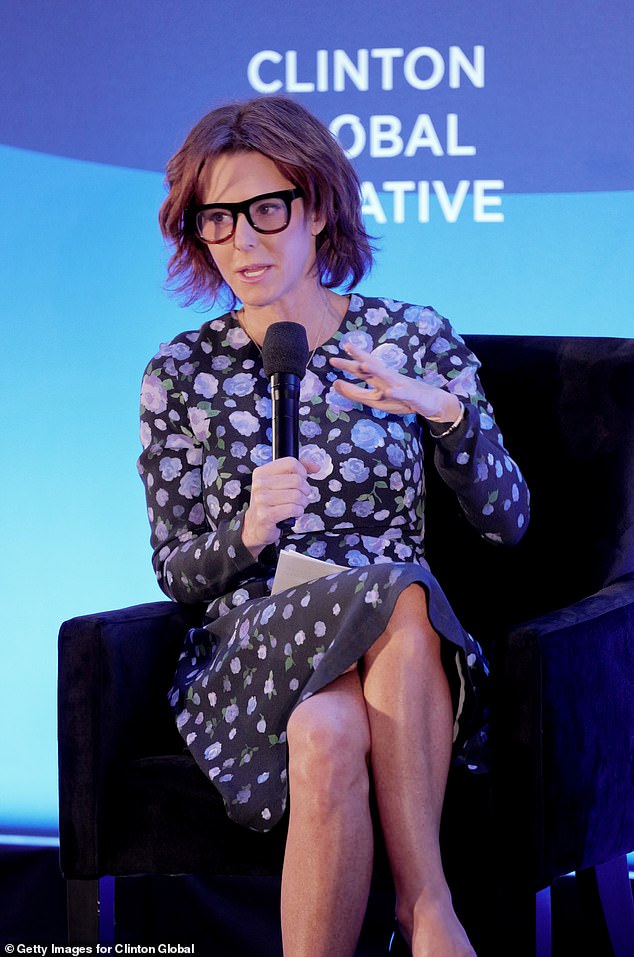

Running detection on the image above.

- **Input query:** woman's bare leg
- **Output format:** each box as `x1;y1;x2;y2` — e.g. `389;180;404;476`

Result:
281;669;374;957
362;584;475;957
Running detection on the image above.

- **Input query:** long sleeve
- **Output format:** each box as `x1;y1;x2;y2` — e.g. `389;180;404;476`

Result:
136;343;273;604
137;302;529;604
414;308;530;546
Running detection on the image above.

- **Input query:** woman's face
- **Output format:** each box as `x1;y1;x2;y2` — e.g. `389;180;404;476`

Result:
198;151;325;313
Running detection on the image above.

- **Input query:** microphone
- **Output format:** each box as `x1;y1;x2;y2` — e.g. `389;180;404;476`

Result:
261;321;309;459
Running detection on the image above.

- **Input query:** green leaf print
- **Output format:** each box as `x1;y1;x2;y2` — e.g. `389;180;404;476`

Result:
239;746;259;766
308;646;325;667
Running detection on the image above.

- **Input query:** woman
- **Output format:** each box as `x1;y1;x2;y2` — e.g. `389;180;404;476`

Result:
138;95;529;957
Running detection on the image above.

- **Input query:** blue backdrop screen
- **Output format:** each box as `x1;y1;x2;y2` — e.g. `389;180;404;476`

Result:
1;0;632;833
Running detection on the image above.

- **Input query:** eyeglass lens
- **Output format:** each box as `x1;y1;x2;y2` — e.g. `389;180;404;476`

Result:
196;194;292;243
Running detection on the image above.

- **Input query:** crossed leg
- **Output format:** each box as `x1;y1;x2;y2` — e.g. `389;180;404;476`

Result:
281;583;475;957
362;584;475;957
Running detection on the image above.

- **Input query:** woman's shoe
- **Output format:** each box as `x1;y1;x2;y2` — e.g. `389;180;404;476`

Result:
387;923;412;956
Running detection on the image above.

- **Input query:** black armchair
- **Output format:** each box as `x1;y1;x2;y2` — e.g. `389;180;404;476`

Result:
58;335;634;956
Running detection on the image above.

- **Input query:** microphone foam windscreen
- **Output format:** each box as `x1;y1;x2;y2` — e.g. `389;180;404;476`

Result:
261;321;310;379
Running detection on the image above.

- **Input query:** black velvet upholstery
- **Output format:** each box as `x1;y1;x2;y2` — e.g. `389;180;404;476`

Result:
424;336;634;635
494;576;634;887
57;335;634;954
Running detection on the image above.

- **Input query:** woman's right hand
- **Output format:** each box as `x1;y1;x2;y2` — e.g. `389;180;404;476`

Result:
242;456;319;558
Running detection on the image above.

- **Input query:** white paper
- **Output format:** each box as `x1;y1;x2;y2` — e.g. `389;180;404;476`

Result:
271;548;348;594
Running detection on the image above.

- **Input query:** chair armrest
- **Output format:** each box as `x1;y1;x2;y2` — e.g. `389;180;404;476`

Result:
58;600;202;876
492;576;634;888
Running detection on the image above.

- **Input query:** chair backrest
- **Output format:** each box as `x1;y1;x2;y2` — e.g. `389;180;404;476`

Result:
423;335;634;640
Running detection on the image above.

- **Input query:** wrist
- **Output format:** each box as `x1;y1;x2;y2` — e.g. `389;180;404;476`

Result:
425;393;463;424
428;401;465;439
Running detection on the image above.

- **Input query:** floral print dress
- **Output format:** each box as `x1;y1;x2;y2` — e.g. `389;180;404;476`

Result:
137;295;529;832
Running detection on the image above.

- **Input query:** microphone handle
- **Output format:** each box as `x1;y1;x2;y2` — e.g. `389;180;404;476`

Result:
270;372;301;460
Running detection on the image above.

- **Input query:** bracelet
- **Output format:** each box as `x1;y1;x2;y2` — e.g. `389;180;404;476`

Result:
430;402;465;439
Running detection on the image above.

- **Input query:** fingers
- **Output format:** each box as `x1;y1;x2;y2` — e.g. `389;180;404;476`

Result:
330;341;392;385
329;357;373;382
298;453;323;475
242;457;316;557
329;348;376;380
341;340;370;360
253;455;320;479
251;460;313;501
329;345;425;416
332;378;386;404
329;354;369;372
256;456;309;477
329;344;391;405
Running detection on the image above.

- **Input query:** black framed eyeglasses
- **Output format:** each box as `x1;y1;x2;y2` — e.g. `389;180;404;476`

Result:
194;188;304;245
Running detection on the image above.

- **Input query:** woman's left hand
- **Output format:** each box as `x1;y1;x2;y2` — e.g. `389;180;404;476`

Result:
330;342;462;422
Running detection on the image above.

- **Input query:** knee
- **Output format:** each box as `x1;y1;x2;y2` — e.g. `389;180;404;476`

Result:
365;583;439;664
286;694;371;816
393;583;431;630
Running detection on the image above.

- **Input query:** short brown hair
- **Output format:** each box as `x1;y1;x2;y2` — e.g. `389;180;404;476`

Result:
159;95;374;307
